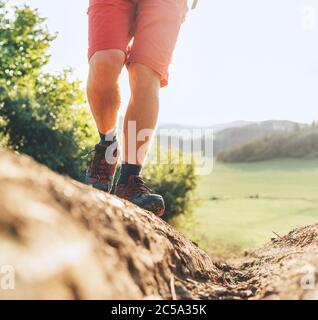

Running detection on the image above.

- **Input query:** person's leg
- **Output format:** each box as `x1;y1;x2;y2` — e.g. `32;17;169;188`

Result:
87;49;125;135
114;0;188;216
123;62;160;166
122;0;189;166
127;0;189;87
85;50;124;192
115;63;164;215
85;0;135;192
120;0;188;165
87;0;135;135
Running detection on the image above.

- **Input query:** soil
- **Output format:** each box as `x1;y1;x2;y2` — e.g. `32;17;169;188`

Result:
0;150;317;300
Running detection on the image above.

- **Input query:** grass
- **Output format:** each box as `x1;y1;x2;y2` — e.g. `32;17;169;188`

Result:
175;159;318;258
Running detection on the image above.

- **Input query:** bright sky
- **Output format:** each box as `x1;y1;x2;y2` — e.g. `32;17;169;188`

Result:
10;0;318;126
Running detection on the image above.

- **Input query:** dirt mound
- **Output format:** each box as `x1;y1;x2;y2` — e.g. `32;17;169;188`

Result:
0;150;317;299
234;225;318;299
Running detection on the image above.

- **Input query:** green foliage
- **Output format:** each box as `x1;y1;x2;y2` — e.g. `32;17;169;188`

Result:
0;1;97;180
0;1;54;87
142;151;198;221
217;127;318;163
0;73;96;179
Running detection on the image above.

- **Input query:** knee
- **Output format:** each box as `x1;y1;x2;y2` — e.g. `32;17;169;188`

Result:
88;49;126;86
129;63;160;96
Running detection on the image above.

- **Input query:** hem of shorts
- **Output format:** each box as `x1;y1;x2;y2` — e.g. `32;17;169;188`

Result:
88;45;128;62
127;54;169;88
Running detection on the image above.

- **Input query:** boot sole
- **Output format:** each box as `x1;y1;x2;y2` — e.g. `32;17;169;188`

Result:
141;199;165;217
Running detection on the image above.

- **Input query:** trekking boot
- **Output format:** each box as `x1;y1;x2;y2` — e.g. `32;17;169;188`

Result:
85;144;118;192
115;175;165;217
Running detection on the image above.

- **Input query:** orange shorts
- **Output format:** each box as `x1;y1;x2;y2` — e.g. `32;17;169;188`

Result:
88;0;188;87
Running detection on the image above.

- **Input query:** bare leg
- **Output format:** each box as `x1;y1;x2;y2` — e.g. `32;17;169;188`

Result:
87;49;125;134
116;63;165;216
85;50;125;192
123;63;161;165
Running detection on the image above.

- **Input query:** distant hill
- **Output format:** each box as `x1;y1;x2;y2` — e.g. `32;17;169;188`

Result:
117;118;251;136
213;120;306;155
156;120;306;156
217;126;318;163
211;120;254;133
157;120;253;134
120;118;309;157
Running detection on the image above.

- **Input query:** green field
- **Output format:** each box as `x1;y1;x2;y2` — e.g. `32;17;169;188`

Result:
175;159;318;257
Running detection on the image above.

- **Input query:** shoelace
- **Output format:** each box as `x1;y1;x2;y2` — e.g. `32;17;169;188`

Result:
128;176;153;196
90;150;107;177
81;148;96;159
85;145;113;182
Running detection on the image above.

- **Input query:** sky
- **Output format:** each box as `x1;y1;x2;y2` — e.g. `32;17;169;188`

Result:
10;0;318;126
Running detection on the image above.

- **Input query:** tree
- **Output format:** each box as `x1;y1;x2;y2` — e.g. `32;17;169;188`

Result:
0;1;53;87
0;1;97;181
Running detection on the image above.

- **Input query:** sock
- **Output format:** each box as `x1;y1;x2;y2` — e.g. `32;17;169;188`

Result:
118;162;142;184
99;129;117;145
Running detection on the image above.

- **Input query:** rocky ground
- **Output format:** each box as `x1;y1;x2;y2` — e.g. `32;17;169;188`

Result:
0;150;317;299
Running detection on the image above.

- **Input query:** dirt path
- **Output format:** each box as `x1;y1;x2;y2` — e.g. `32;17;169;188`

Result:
0;150;317;299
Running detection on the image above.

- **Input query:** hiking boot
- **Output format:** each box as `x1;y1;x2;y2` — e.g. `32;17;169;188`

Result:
115;175;165;217
85;144;118;192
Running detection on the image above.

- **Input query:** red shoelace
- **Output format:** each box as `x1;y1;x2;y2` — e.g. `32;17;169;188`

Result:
119;176;153;198
88;145;117;183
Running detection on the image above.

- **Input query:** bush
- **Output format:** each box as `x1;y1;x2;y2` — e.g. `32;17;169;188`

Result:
142;151;197;221
0;81;97;180
0;1;97;181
